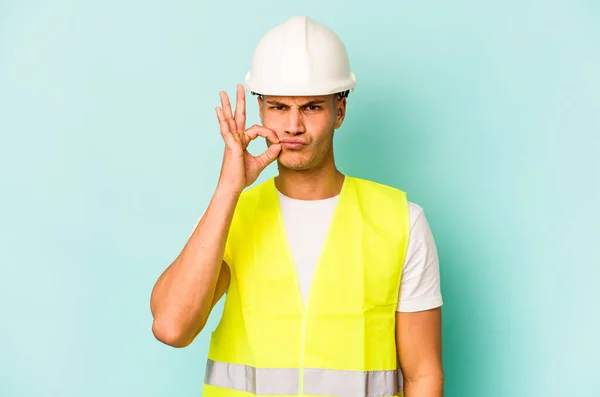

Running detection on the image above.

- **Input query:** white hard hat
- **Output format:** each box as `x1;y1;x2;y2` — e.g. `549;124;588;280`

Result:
245;16;356;97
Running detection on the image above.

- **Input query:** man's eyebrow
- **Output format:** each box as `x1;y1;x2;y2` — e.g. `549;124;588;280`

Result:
300;99;326;107
266;99;327;107
266;100;288;106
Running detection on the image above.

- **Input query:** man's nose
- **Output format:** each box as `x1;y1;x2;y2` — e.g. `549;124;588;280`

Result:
284;108;306;135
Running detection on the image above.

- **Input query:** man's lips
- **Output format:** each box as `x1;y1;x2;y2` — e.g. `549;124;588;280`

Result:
280;138;306;149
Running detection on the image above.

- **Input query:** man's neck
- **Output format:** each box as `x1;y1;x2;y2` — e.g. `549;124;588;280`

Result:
274;165;344;201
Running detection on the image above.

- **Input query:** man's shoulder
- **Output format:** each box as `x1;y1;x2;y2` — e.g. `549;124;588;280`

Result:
352;177;423;217
357;179;424;227
238;178;273;201
350;176;408;198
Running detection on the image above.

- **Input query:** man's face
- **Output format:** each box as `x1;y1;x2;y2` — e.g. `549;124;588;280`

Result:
259;94;347;171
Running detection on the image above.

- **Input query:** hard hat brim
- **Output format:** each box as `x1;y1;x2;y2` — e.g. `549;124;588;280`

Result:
245;72;356;97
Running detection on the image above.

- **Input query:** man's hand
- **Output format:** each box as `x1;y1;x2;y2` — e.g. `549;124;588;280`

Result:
216;84;282;195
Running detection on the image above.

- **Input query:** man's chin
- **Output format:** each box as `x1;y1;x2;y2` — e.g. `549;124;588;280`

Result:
277;155;311;171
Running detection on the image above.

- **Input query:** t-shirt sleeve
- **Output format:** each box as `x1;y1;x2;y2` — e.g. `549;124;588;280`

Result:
397;203;443;312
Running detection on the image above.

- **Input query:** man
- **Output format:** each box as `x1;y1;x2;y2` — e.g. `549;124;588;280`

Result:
150;16;444;397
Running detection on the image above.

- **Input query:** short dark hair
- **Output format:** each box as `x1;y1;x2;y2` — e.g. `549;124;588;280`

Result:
251;90;350;100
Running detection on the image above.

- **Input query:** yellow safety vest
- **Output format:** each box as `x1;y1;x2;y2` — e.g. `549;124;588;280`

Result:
202;175;410;397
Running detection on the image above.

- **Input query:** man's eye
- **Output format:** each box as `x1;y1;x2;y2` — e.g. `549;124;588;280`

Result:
306;105;320;111
272;106;285;111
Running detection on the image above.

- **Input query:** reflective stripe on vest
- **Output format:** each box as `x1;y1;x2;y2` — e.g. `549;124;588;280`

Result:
205;359;298;395
205;359;404;396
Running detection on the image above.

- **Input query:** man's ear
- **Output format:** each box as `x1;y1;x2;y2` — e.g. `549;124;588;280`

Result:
334;97;347;129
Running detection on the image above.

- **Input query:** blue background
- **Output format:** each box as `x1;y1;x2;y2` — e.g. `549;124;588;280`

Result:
1;1;598;396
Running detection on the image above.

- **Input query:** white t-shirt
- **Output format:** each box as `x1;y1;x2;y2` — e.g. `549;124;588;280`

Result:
276;191;442;313
193;190;443;313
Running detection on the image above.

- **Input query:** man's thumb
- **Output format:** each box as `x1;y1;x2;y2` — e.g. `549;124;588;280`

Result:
256;143;281;169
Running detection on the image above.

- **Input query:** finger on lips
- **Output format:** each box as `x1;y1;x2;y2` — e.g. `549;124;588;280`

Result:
245;125;280;144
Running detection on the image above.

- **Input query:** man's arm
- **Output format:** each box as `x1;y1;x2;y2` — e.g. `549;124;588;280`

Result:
149;86;281;348
396;308;444;397
150;188;238;348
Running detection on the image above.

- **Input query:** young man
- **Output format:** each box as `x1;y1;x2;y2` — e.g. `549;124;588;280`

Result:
150;16;444;397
